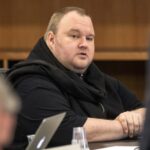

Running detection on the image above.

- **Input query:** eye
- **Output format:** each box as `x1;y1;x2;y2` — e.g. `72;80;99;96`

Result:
70;34;80;39
86;36;94;41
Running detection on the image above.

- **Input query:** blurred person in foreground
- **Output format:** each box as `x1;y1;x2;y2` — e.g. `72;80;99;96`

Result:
140;100;150;150
0;76;20;150
140;58;150;150
7;7;145;149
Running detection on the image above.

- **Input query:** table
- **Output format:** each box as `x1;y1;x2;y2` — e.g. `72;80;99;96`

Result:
89;139;138;150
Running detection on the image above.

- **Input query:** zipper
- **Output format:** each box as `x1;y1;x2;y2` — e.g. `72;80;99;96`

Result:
99;102;105;113
80;74;84;80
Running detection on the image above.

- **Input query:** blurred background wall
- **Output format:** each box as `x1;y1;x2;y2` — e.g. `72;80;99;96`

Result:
0;0;150;100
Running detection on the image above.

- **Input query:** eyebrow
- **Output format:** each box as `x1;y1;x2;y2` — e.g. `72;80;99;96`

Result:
68;29;95;37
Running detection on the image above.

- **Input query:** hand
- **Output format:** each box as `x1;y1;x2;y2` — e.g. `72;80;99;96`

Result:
115;111;143;138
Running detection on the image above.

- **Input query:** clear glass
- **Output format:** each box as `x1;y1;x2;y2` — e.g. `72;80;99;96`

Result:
27;134;35;143
71;127;90;150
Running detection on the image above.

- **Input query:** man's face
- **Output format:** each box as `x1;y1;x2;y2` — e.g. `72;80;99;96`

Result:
0;107;16;147
48;11;95;73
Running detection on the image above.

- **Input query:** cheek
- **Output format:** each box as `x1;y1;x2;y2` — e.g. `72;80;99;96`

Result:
89;46;95;58
63;49;75;58
0;114;16;134
57;43;76;59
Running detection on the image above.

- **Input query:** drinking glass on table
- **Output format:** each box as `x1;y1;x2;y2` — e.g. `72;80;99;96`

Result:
71;127;89;150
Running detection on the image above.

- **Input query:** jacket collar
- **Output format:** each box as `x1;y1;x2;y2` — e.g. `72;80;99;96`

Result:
28;37;106;95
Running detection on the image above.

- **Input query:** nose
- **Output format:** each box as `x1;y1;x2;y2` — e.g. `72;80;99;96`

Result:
78;37;88;49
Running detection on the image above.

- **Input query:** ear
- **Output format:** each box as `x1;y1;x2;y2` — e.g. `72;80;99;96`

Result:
46;31;55;48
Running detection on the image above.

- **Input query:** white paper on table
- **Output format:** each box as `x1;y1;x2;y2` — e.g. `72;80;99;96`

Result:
95;146;139;150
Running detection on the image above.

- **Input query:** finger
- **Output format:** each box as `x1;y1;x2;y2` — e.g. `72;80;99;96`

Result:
126;114;134;138
117;114;128;134
133;113;140;136
138;113;143;133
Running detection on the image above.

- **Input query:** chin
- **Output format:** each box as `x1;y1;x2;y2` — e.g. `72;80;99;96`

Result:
72;60;91;72
73;65;88;73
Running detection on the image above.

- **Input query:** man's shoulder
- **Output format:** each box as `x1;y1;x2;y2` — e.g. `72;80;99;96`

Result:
100;72;121;91
102;72;118;84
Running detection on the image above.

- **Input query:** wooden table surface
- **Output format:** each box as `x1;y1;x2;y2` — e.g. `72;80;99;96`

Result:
89;139;138;150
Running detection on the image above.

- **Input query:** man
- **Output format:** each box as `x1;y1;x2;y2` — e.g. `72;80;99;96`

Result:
0;76;20;150
7;7;145;149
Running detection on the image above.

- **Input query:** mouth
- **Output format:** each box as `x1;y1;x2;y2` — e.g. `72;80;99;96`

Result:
78;52;88;59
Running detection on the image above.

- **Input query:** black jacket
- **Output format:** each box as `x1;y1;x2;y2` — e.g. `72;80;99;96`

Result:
6;37;143;149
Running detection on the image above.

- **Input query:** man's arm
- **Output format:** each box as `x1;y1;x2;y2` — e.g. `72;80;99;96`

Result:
83;108;145;142
83;118;127;142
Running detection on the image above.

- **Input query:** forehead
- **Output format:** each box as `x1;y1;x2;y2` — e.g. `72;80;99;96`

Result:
57;11;95;34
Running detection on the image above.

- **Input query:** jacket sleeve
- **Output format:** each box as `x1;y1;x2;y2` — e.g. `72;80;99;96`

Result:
13;75;87;147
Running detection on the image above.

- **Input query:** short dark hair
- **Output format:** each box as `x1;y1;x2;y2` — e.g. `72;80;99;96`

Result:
44;7;91;39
